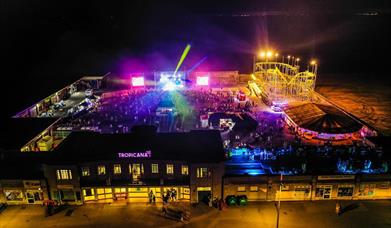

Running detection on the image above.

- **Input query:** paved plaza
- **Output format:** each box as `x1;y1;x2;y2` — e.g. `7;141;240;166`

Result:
1;200;391;228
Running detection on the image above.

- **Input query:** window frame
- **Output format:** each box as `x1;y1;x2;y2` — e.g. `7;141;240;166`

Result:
97;165;106;175
181;165;189;175
81;167;90;177
166;164;174;175
113;164;122;175
151;164;159;174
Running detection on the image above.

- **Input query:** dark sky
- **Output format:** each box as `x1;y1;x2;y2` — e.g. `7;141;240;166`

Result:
2;0;391;119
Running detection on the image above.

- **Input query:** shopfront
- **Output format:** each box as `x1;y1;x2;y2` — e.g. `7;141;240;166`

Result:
315;185;332;199
82;186;190;203
3;189;25;204
277;184;312;201
23;180;44;204
337;185;354;198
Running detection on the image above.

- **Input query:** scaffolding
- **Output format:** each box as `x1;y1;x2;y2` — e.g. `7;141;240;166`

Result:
250;61;317;103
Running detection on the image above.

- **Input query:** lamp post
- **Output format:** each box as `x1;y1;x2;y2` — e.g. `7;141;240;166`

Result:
276;173;283;228
310;60;317;74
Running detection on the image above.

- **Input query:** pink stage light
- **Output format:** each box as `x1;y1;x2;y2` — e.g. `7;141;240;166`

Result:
131;77;145;87
196;76;209;86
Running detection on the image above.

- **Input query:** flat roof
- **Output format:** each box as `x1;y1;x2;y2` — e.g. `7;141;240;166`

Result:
0;118;59;150
49;129;225;164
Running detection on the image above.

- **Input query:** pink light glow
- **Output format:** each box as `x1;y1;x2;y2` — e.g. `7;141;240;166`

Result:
196;76;209;86
131;77;145;87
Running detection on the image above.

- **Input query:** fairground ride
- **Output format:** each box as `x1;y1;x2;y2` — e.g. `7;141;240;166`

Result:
249;51;318;105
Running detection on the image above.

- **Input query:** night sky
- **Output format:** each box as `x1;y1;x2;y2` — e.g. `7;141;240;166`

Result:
2;0;391;120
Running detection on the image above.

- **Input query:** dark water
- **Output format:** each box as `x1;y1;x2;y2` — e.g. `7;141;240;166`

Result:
2;1;391;120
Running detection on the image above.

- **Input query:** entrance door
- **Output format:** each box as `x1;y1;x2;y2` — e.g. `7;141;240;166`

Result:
315;186;332;199
197;191;211;204
197;187;212;204
26;191;43;204
26;192;35;204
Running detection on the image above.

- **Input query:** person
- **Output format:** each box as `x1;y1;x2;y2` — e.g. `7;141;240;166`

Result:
172;189;177;202
153;194;156;203
335;202;341;216
149;190;153;203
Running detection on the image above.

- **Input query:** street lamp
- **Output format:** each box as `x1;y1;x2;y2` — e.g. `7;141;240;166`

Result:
310;60;317;74
296;58;300;66
276;173;283;228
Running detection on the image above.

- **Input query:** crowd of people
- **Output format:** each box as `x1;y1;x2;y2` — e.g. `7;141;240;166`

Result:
57;88;255;133
58;89;165;133
180;89;246;116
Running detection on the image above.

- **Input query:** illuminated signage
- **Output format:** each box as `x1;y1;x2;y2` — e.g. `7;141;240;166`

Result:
118;150;151;158
131;77;145;87
196;76;209;86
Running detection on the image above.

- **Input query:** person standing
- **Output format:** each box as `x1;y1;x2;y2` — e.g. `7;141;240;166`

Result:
149;190;153;203
335;202;341;216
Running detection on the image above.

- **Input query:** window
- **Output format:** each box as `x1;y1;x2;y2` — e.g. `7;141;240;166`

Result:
250;186;258;192
132;164;144;175
81;167;90;177
197;168;208;178
166;164;174;174
181;165;189;175
237;186;246;192
56;169;72;180
5;190;24;201
84;189;94;197
337;187;354;197
98;165;106;175
114;164;122;174
151;164;159;174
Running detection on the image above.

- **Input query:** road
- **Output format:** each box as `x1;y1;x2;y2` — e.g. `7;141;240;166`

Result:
1;200;391;228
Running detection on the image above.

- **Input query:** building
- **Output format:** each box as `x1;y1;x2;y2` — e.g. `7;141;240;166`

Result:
1;128;225;205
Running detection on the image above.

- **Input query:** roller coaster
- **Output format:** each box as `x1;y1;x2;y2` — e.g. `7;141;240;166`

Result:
249;59;318;104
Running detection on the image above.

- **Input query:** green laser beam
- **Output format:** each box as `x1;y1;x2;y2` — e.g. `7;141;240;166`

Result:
173;44;191;77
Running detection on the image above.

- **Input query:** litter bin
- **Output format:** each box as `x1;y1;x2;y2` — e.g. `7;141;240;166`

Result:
237;195;248;206
225;195;237;206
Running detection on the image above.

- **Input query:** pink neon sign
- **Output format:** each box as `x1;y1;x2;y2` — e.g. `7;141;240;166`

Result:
118;150;151;158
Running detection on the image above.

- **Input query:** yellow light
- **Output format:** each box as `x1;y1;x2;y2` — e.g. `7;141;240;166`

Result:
266;51;273;57
259;52;266;58
310;60;317;65
251;74;256;80
296;58;300;61
287;55;291;59
275;53;279;57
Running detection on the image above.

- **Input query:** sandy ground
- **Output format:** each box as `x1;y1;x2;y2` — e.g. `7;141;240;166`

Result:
316;76;391;136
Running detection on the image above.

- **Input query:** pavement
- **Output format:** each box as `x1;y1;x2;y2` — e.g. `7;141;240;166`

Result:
1;200;391;228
